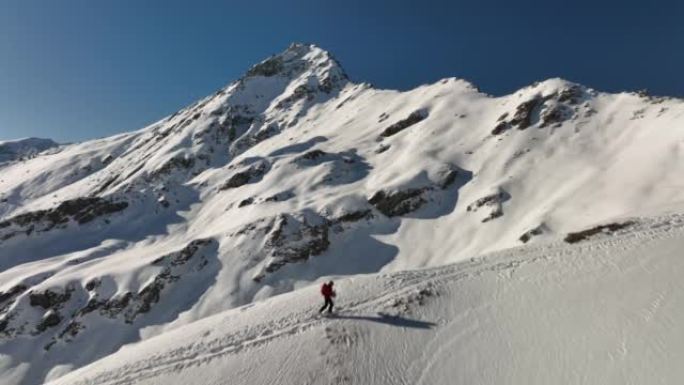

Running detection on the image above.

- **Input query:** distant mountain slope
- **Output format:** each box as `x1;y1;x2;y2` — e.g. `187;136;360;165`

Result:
0;137;58;164
1;43;683;385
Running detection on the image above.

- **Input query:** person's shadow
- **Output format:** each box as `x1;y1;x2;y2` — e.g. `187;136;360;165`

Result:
329;312;435;329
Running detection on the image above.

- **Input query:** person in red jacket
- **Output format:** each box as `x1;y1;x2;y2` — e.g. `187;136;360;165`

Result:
319;281;336;314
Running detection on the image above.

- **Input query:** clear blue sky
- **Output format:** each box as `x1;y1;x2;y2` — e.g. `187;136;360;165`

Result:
1;0;682;142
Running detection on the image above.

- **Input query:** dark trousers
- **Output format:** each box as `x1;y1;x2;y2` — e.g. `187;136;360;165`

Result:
319;296;334;313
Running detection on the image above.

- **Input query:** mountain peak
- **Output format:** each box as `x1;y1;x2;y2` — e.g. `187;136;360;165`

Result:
244;43;347;84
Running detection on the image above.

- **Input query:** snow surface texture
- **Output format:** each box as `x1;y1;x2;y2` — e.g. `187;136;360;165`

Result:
1;43;683;384
0;138;59;165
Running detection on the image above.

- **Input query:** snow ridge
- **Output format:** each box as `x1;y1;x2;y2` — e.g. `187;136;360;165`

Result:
1;43;684;385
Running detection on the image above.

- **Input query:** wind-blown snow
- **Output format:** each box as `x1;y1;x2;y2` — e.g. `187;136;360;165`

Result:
1;43;683;384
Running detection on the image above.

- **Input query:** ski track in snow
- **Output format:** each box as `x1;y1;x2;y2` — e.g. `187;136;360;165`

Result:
48;212;684;385
2;43;684;384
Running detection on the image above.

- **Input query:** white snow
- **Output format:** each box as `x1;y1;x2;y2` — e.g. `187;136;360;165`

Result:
1;43;683;384
47;214;684;384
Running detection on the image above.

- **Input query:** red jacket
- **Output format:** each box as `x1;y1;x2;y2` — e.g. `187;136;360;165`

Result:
321;283;335;298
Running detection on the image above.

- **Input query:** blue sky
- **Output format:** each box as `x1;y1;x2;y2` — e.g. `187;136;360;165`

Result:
0;0;682;142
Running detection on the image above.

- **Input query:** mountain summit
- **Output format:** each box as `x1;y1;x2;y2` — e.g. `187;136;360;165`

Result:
0;44;683;385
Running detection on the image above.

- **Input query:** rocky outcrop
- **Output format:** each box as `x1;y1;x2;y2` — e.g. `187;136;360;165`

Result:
220;160;271;190
260;214;330;277
564;221;636;243
0;239;216;343
519;224;545;243
245;56;284;77
235;213;332;282
0;197;128;241
379;110;428;138
492;86;586;135
369;189;429;217
467;189;510;222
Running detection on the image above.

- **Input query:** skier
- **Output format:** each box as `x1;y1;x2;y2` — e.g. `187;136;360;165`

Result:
319;280;336;314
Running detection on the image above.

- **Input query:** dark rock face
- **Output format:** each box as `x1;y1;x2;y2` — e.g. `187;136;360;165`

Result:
510;97;545;130
255;214;330;279
437;168;459;190
1;239;216;343
231;124;279;155
81;238;215;325
467;190;510;223
564;221;636;243
276;85;316;108
29;289;72;310
149;156;196;179
298;149;327;162
379;110;429;138
467;192;506;212
222;172;251;189
36;311;62;332
246;56;284;77
519;225;545;243
0;197;128;241
238;197;254;207
293;149;371;187
220;160;270;190
368;189;429;217
491;121;510;135
0;285;26;311
334;210;373;223
492;87;584;135
558;85;584;104
540;104;573;127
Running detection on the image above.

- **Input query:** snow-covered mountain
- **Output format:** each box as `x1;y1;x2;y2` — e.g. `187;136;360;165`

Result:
0;138;59;164
1;43;683;384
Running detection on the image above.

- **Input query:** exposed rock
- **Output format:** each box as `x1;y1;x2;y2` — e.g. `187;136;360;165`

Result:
84;279;100;292
564;221;636;244
519;225;545;243
334;210;373;223
256;214;330;279
245;56;284;77
298;149;327;161
467;191;507;212
540;104;573;127
0;197;128;241
482;207;504;222
0;285;27;311
558;85;584;104
232;124;280;154
379;109;428;138
238;197;254;207
467;190;510;223
369;188;430;217
222;172;251;189
510;97;545;130
491;121;510;135
149;156;195;179
276;84;316;108
36;310;61;332
263;190;295;203
29;289;72;310
220;160;270;190
375;143;391;154
58;321;83;340
437;167;459;189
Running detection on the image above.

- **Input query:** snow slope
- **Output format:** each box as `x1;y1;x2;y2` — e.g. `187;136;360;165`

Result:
1;43;684;384
47;212;684;385
0;138;59;164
